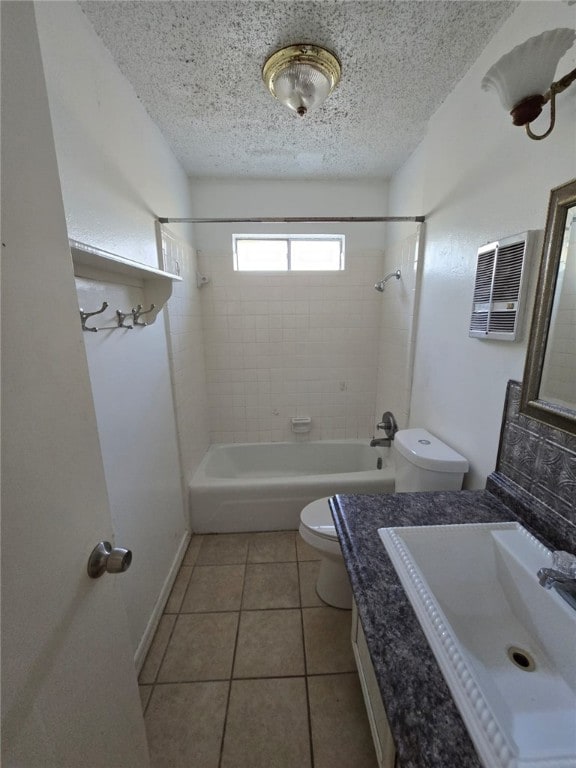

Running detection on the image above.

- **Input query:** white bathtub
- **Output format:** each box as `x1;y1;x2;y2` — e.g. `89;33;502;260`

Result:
189;439;395;533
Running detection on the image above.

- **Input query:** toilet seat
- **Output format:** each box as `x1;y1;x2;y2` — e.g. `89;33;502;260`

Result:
299;497;338;541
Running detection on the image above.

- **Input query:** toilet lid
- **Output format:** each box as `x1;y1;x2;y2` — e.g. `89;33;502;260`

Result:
300;498;338;540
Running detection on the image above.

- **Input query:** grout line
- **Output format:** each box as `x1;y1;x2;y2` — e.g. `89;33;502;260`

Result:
177;604;303;615
140;685;153;717
150;615;178;685
217;551;248;768
140;610;180;723
171;562;195;613
304;673;315;768
297;559;315;767
150;670;357;686
298;563;314;768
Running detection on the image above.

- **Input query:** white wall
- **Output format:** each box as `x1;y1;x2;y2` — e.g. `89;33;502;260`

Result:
35;1;193;267
35;1;210;659
389;1;576;488
190;179;390;442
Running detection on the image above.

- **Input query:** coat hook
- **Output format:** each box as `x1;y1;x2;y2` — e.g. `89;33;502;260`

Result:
80;301;108;332
131;303;156;327
116;309;133;329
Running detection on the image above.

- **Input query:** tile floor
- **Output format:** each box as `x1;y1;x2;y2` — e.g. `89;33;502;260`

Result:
139;531;379;768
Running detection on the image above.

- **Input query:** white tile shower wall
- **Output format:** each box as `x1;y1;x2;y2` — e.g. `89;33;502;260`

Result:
199;250;386;443
375;229;422;430
162;227;211;481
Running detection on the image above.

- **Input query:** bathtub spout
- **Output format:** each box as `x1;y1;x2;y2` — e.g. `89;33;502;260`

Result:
370;437;391;447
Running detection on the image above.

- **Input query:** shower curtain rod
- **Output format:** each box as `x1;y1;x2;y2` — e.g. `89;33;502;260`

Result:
157;215;425;224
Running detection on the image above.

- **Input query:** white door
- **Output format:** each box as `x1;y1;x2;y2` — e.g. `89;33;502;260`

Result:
1;3;150;766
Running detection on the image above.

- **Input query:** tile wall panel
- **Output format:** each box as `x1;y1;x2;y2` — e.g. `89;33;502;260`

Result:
489;381;576;551
198;249;386;443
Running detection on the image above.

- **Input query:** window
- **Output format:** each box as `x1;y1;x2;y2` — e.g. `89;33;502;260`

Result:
233;234;345;271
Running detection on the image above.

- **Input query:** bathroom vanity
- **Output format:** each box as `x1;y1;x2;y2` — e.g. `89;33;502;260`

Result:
332;489;515;768
351;597;396;768
332;380;576;768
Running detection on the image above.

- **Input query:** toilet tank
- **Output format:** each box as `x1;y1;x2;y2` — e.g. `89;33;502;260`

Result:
393;428;469;492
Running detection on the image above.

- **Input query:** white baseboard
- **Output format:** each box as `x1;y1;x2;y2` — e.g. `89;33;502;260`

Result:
134;529;191;673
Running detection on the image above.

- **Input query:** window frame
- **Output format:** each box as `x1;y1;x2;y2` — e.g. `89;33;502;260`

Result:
232;233;345;272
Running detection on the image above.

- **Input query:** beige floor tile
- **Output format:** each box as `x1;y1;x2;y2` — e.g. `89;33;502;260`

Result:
164;565;193;613
248;531;297;563
182;534;204;566
139;685;153;712
196;533;250;565
221;677;312;768
296;535;321;561
158;613;238;682
302;607;355;674
138;614;176;684
145;681;228;768
181;564;245;612
233;609;304;678
242;562;300;609
308;673;378;768
298;560;326;607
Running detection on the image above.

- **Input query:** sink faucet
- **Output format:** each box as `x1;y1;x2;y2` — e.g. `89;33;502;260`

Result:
537;567;576;611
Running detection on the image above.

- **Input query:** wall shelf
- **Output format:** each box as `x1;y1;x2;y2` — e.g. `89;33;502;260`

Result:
71;239;180;324
70;239;182;282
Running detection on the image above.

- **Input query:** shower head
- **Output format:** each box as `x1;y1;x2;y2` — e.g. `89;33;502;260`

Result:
374;269;401;292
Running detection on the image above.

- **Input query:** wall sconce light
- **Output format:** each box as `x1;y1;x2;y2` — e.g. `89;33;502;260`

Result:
482;28;576;140
262;44;341;117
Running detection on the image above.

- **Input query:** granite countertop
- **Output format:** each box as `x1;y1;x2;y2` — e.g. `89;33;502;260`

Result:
331;489;522;768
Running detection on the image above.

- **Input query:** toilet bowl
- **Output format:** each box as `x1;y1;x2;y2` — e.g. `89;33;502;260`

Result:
299;497;352;609
299;430;469;611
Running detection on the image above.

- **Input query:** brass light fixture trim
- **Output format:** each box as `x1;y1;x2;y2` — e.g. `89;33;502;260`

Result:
482;28;576;141
262;44;341;116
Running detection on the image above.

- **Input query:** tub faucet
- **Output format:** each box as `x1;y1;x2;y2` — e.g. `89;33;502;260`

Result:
537;567;576;611
370;436;391;447
370;411;398;448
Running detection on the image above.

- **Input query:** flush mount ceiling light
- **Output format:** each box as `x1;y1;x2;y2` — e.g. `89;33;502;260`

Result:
262;44;341;117
482;28;576;140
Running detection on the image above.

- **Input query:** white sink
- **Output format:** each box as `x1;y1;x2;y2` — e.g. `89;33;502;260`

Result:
378;522;576;768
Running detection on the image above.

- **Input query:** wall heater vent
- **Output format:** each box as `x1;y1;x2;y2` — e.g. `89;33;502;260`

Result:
469;231;536;341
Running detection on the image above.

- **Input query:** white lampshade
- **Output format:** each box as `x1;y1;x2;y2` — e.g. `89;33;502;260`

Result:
482;28;576;110
263;45;341;116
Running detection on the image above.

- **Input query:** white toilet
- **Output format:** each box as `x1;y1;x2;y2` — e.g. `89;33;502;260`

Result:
393;428;469;492
299;497;352;609
299;428;469;609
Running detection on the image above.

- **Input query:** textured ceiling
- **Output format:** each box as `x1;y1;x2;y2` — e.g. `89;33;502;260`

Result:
79;1;517;180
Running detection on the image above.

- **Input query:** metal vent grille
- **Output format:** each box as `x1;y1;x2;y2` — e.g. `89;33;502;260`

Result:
469;232;536;341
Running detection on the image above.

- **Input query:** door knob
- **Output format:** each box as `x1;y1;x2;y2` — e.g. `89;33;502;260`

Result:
87;541;132;578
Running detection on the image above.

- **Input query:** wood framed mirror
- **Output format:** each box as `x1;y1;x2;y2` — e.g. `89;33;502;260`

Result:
521;178;576;433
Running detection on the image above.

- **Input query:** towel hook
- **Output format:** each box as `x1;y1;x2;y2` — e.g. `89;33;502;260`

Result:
131;303;156;327
80;301;108;332
116;309;133;329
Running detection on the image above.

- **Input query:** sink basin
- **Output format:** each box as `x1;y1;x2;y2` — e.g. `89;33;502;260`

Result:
378;522;576;768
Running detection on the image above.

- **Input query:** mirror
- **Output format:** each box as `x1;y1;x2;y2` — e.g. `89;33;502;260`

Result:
521;178;576;433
